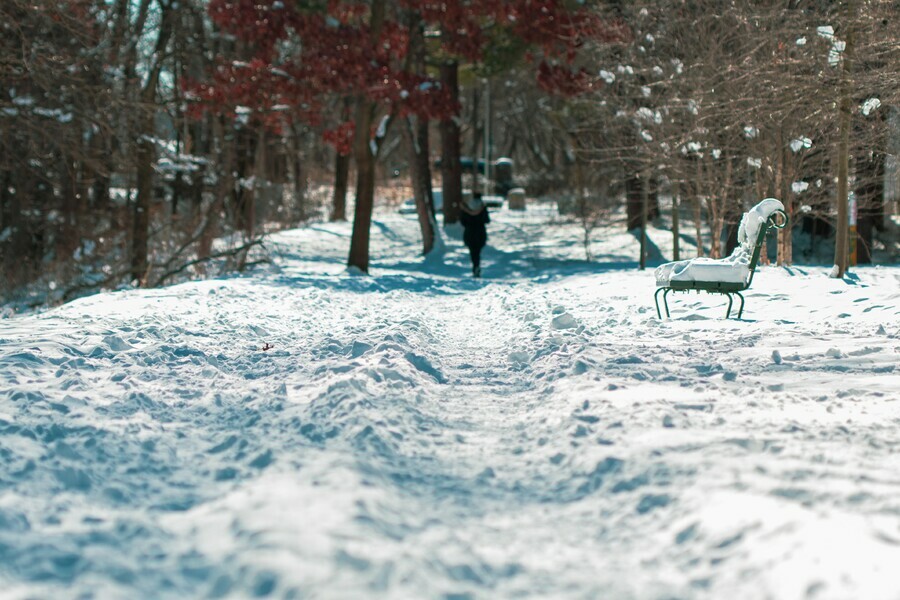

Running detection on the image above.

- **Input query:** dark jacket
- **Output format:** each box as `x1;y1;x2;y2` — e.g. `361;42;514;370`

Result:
460;206;490;249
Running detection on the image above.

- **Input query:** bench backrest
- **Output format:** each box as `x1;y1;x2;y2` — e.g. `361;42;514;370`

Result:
746;209;788;286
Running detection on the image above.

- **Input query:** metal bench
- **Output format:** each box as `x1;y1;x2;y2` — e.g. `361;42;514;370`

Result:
654;198;788;319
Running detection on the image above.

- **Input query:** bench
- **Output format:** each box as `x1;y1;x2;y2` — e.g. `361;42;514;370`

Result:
654;198;788;319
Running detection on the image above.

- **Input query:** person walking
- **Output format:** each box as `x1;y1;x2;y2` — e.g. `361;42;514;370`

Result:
460;193;490;277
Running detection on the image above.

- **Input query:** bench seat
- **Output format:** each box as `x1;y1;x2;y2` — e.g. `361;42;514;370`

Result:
654;198;788;319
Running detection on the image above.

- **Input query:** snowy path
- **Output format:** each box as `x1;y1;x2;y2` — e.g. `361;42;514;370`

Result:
1;206;899;599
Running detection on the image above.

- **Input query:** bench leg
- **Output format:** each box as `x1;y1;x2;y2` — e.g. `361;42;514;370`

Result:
735;291;745;319
724;292;734;319
654;287;665;319
662;288;672;318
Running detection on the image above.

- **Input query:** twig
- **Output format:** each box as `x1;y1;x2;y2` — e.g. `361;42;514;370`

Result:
152;238;267;287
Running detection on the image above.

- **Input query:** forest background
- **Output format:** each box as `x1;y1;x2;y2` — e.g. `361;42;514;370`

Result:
1;0;898;307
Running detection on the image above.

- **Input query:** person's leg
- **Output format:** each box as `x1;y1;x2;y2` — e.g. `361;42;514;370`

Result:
472;245;481;277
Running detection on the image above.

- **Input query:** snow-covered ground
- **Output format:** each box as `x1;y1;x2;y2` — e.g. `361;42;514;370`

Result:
1;203;899;599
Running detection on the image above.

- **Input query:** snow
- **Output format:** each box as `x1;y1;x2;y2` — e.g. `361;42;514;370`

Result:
1;203;899;598
817;25;835;39
32;107;73;123
861;97;881;116
790;136;812;152
737;197;784;245
375;115;389;140
792;181;809;194
828;40;846;66
636;107;661;124
656;253;751;285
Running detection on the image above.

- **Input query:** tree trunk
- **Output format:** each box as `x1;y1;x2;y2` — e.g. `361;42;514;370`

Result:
693;194;703;258
401;12;436;254
648;176;660;221
470;85;481;192
833;1;855;277
639;170;649;270
197;117;231;275
347;103;377;273
289;122;307;224
439;60;462;226
707;195;721;259
332;151;350;222
856;149;884;264
571;150;592;260
855;118;886;264
346;0;386;273
331;97;352;222
691;157;705;257
402;115;436;255
775;128;793;266
132;124;154;284
130;4;173;285
724;198;741;256
625;170;643;230
57;155;78;261
672;188;680;261
708;155;733;260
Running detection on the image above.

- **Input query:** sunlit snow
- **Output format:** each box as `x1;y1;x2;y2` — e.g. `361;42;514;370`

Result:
861;97;881;116
792;181;810;193
1;205;899;598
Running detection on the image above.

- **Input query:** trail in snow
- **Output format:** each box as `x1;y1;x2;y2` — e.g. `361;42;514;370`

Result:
1;204;899;599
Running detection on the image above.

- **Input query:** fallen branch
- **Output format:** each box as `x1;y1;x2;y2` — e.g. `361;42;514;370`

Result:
152;238;268;287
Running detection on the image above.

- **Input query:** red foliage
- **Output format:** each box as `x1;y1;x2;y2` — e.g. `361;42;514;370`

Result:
190;0;631;144
322;121;355;155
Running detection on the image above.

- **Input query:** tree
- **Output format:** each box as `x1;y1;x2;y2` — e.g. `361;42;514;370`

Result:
416;1;630;226
132;1;175;284
198;0;460;272
572;0;898;271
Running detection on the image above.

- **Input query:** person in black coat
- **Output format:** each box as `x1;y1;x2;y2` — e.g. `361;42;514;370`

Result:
459;193;490;277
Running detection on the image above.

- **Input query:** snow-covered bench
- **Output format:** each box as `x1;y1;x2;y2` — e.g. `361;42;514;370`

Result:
654;198;788;319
